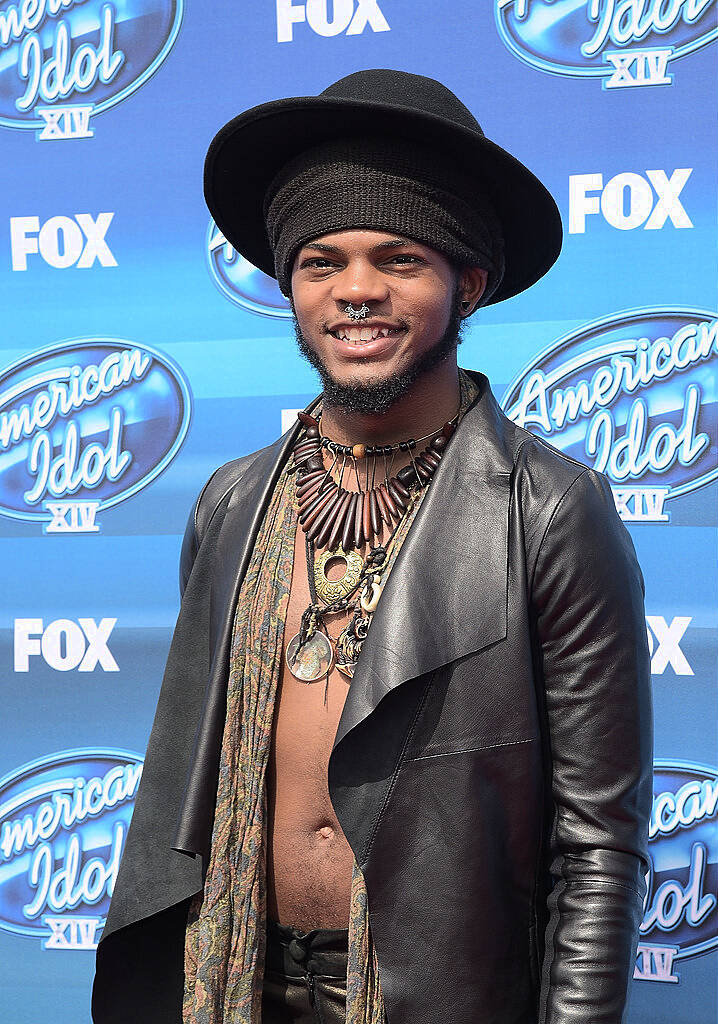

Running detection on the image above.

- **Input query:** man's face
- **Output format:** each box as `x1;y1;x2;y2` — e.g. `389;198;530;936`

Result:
289;229;469;414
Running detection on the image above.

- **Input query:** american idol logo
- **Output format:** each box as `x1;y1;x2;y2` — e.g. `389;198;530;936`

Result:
0;0;183;140
0;338;191;533
635;761;718;982
502;308;718;523
495;1;718;89
0;748;142;949
206;220;292;319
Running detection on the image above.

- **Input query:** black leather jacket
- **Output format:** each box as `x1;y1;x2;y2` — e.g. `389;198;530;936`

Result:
92;369;653;1024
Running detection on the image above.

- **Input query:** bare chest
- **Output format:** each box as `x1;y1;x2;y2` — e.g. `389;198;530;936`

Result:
265;520;357;928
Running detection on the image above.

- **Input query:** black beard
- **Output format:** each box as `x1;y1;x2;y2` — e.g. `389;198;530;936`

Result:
291;286;466;416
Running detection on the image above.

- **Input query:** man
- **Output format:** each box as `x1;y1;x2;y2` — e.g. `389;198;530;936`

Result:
92;69;653;1024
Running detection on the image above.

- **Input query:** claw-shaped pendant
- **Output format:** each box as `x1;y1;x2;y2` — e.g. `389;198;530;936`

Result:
360;575;383;614
335;654;356;679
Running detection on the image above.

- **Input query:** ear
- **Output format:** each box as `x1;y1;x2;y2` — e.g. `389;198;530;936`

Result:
458;267;488;316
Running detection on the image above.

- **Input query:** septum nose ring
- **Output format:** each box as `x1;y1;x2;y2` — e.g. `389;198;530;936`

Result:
344;302;371;321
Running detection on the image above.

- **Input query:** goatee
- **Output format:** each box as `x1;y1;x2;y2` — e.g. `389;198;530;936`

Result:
291;286;466;416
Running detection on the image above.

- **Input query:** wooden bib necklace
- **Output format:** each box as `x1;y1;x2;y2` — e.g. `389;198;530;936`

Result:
291;408;458;554
285;406;457;686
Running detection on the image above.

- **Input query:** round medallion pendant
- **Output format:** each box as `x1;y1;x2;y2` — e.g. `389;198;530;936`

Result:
313;546;364;605
286;630;334;683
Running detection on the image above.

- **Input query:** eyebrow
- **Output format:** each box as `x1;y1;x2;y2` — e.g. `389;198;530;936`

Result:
300;237;419;255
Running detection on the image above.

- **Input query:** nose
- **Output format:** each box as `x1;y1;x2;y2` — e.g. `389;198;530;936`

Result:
330;258;390;308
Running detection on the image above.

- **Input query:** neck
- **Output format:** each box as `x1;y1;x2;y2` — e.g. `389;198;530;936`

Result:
319;360;461;447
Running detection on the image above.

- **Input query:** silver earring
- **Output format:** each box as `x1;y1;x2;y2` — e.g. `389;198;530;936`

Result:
460;300;471;312
345;302;371;321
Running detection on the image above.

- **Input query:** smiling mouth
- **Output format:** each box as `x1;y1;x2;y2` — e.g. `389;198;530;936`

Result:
329;326;405;344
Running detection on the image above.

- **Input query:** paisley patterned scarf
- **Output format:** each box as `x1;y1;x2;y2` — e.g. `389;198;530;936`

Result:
181;461;386;1024
182;370;479;1023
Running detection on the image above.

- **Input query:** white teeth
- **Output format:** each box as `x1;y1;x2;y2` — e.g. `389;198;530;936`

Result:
333;326;400;343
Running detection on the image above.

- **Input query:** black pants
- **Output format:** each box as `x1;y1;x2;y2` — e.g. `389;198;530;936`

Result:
262;919;349;1024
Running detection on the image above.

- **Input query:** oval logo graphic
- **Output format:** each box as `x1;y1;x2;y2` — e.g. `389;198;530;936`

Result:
502;308;718;523
635;760;718;981
495;1;718;89
0;748;143;948
207;221;292;320
0;338;191;532
0;0;183;138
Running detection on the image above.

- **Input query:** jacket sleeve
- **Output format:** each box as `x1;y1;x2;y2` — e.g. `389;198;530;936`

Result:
531;467;653;1024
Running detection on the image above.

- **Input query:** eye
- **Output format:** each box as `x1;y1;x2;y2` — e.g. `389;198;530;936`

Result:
301;257;336;269
388;254;422;265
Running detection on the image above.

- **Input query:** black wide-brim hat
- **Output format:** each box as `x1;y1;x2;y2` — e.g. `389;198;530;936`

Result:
204;69;562;306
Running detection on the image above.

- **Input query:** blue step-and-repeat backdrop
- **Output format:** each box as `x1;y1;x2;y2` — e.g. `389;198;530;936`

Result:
0;2;716;1021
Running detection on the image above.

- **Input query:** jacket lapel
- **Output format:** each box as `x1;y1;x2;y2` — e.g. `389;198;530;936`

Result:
332;371;514;753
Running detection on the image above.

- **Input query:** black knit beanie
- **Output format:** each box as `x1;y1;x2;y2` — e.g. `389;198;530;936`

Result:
263;135;505;309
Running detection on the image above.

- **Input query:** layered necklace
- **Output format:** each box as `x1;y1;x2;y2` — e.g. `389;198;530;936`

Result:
285;404;459;689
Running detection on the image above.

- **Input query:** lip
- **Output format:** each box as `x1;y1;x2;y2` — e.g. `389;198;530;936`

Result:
328;328;406;360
